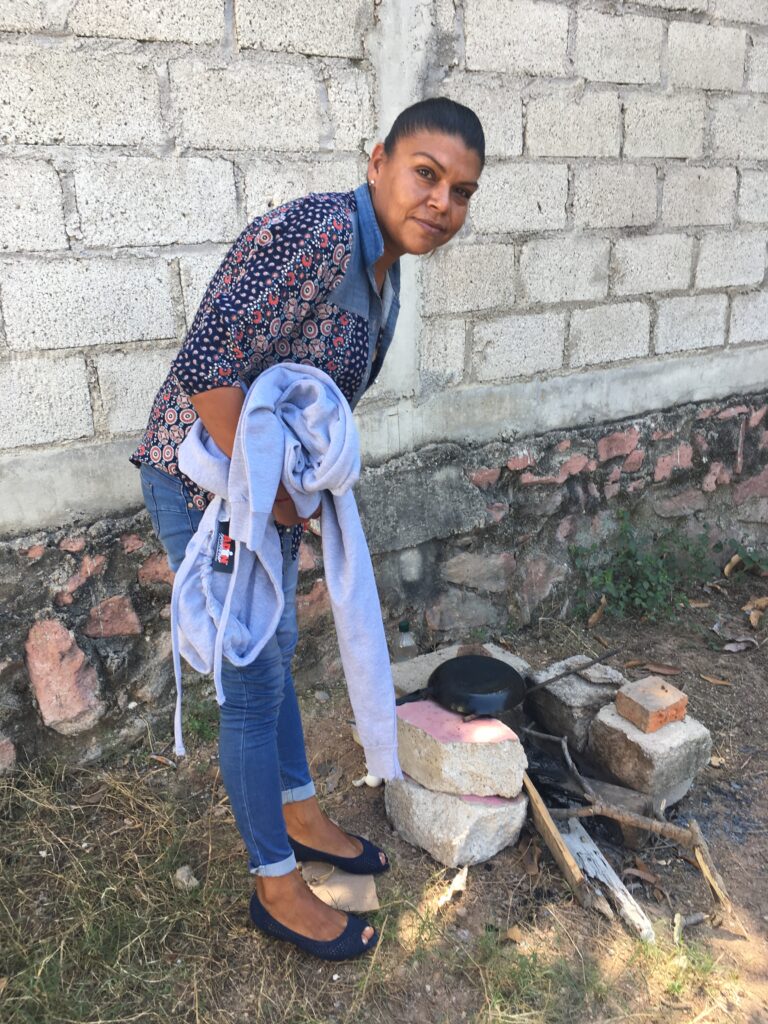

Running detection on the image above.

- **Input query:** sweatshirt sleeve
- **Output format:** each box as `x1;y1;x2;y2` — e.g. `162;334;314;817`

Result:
172;198;353;396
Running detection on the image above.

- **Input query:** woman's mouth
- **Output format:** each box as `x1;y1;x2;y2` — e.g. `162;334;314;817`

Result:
413;217;445;237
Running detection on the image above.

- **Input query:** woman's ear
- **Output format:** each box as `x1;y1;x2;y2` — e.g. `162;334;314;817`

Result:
367;141;387;182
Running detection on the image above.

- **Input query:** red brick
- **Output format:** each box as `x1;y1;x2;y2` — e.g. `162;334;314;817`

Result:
695;408;716;420
25;544;46;560
716;405;748;421
506;453;535;471
469;466;501;489
651;486;707;517
558;453;592;479
749;405;767;430
615;676;688;733
653;442;693;482
59;536;85;553
622;448;645;473
520;472;560;486
651;429;675;440
486;502;508;523
120;533;145;553
692;432;709;456
627;479;646;494
296;580;330;627
83;596;142;638
608;465;621;483
701;461;731;493
556;439;571;452
604;480;621;500
597;427;639;462
734;466;768;505
54;554;107;606
138;553;175;586
25;620;105;735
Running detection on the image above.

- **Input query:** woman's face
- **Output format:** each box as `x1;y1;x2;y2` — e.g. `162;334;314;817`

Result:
367;130;482;260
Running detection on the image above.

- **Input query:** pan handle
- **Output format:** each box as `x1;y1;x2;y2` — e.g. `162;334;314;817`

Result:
513;648;621;711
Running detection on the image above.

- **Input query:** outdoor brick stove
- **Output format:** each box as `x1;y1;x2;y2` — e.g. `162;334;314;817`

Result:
384;645;712;868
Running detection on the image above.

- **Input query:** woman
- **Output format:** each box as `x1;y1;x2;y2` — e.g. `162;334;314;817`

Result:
132;97;485;960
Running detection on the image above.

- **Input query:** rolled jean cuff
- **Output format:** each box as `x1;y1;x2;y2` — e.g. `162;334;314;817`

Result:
281;781;316;805
249;852;297;878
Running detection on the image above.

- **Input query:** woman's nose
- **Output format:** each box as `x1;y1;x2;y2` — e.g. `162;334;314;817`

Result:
428;182;450;212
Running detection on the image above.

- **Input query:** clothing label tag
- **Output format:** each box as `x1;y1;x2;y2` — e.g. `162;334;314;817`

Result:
212;520;235;574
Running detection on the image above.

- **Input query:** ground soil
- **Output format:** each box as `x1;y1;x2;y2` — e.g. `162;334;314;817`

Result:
2;571;766;1024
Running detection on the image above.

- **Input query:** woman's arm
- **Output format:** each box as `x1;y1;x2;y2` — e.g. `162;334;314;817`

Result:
191;386;306;526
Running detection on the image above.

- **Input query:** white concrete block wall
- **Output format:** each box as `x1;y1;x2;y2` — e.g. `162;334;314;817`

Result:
0;0;766;533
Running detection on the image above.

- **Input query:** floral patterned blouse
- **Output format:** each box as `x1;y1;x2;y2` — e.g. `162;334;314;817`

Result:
132;183;402;549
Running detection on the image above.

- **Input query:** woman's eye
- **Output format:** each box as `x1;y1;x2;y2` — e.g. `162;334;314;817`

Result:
416;167;434;179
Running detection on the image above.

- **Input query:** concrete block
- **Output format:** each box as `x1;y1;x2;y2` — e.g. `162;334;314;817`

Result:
170;58;321;152
624;93;706;159
529;655;628;753
589;703;712;797
575;10;662;84
421;244;515;315
95;347;177;434
440;73;523;158
739;171;768;223
237;0;370;56
712;97;768;160
179;249;228;327
748;35;768;91
695;231;766;289
67;0;224;43
662;166;737;227
570;302;650;368
357;463;488;554
668;22;746;90
474;312;565;382
385;774;528;868
421;319;466;385
391;643;531;698
0;1;68;30
520;237;610;304
626;0;706;10
0;355;92;448
244;155;364;220
0;48;164;146
613;234;694;296
2;259;176;351
0;161;67;252
731;290;768;344
573;165;657;229
75;158;239;247
615;677;688;734
526;85;620;158
655;295;727;354
327;70;374;151
464;0;568;75
712;0;768;24
470;162;568;234
396;700;527;797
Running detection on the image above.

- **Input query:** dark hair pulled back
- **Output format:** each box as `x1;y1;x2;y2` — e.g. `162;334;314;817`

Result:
383;97;485;170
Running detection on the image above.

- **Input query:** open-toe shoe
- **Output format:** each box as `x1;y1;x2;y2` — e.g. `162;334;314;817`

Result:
249;891;378;961
288;833;389;875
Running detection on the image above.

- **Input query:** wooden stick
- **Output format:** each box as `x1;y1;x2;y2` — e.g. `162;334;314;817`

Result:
522;773;591;909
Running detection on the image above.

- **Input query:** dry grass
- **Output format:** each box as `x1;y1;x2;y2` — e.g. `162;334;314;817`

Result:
0;748;750;1024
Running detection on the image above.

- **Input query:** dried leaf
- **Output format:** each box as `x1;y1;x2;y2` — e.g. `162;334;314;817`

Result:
634;856;653;875
624;659;644;669
642;662;682;676
704;582;728;595
723;639;759;653
0;977;7;996
724;554;744;578
688;599;711;609
622;867;661;887
709;755;726;768
700;674;731;687
593;634;611;649
521;838;541;877
742;596;768;612
504;925;525;944
749;609;764;630
149;755;177;769
587;595;607;629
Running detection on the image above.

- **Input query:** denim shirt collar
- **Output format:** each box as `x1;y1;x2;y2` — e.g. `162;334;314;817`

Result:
352;182;401;300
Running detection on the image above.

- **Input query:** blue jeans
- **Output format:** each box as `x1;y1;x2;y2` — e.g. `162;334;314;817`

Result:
140;463;315;877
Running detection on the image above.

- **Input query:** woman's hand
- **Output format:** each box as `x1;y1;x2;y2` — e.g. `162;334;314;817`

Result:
272;482;321;526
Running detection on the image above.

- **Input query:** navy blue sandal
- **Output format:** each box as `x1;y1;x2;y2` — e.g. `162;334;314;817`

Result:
289;833;390;875
249;891;378;961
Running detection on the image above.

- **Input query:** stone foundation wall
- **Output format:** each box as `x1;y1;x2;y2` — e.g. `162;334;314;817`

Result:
2;390;765;773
